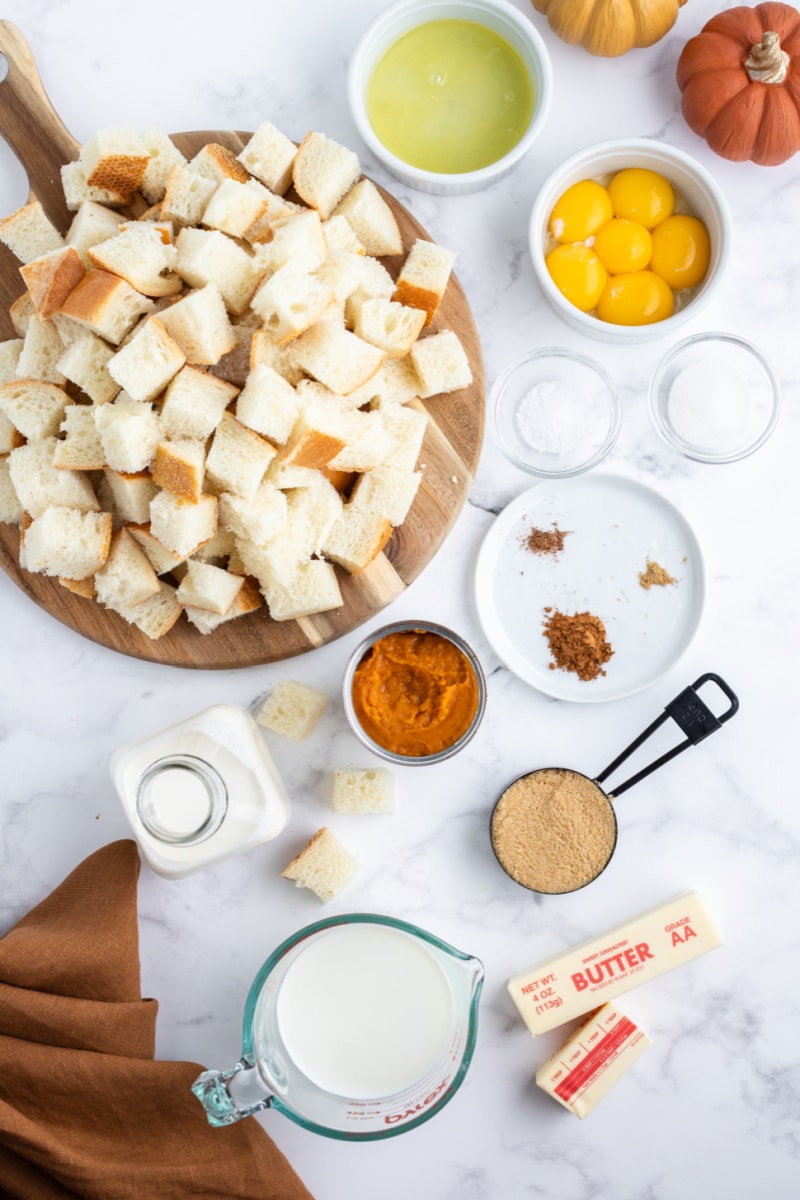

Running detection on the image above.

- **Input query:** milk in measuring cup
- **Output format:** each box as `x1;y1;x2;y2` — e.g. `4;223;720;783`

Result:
275;923;455;1098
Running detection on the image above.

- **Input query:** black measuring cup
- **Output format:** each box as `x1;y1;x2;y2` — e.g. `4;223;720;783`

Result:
490;673;739;895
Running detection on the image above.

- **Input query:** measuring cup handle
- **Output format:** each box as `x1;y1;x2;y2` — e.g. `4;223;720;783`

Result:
596;673;739;799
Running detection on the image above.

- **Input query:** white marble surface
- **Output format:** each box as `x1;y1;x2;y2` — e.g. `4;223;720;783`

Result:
1;1;799;1196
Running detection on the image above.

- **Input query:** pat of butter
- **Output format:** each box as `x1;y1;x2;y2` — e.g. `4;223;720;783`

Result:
508;891;722;1035
536;1004;651;1118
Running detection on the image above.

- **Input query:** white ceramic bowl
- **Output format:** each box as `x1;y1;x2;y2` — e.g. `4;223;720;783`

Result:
650;332;781;463
529;138;732;344
347;0;553;195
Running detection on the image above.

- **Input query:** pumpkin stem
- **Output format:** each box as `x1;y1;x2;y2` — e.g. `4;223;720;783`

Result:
745;31;789;84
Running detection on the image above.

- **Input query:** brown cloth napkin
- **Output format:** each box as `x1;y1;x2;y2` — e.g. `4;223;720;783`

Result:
0;840;314;1200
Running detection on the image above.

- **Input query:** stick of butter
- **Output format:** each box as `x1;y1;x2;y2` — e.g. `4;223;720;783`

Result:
508;891;722;1035
535;1003;651;1118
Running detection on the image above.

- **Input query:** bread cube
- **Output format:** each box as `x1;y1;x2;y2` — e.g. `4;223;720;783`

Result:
0;379;71;441
256;678;329;740
0;199;65;263
161;164;218;226
322;215;365;257
150;488;218;558
60;160;132;211
107;317;186;403
53;405;106;470
56;333;119;406
159;365;237;442
281;827;358;903
201;179;268;240
8;438;99;517
65;201;126;264
127;523;186;575
94;526;160;608
21;246;87;319
332;768;395;814
58;270;155;345
218;478;287;545
174;559;244;616
152;439;206;503
321;504;392;574
291;320;384;396
16;315;66;385
0;459;24;525
183;576;262;634
351;297;426;358
157;284;236;366
9;292;35;337
174;227;261;315
80;127;149;193
253;210;327;274
205;412;276;499
0;338;22;385
109;579;184;639
292;132;361;220
333;178;402;257
236;364;299;444
139;128;188;204
237;121;297;195
189;143;250;184
94;395;161;473
393;238;456;326
380;405;428;471
326;408;389;472
21;506;112;580
103;470;159;525
265;556;342;622
88;223;181;298
250;261;333;344
349;465;422;526
410;330;473;398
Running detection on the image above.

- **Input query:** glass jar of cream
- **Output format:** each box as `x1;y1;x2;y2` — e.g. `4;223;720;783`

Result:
110;705;291;879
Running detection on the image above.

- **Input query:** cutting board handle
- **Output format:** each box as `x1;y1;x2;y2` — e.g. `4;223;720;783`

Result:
0;20;79;227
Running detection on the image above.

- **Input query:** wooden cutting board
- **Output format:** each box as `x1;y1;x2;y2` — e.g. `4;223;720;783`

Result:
0;20;484;669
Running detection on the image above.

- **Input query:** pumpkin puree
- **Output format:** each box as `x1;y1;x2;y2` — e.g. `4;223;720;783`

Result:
352;630;479;758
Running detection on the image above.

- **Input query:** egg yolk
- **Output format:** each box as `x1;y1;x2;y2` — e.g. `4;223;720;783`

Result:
597;271;674;326
608;168;674;228
593;218;652;274
549;180;613;243
650;215;711;289
546;244;608;312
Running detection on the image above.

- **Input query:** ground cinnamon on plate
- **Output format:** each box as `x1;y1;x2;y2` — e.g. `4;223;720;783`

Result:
523;525;570;556
543;609;613;681
638;559;677;589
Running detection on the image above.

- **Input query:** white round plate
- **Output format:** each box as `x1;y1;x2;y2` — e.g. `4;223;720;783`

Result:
475;473;705;702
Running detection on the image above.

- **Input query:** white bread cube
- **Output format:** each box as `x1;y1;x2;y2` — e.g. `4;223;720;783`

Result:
321;504;392;574
410;330;472;398
313;249;367;304
159;365;238;441
56;333;120;405
189;143;250;185
327;408;389;472
80;127;149;193
94;526;160;608
0;458;24;524
107;317;186;403
349;465;422;526
21;506;112;579
253;210;328;274
161;164;218;227
58;270;155;344
218;479;287;545
60;160;132;211
103;469;158;525
205;412;276;499
333;179;402;257
140;128;188;204
150;488;218;558
175;559;244;615
393;238;456;326
87;223;181;298
352;297;426;358
0;199;65;263
281;826;358;903
174;227;261;315
127;523;186;575
249;330;305;385
65;201;126;264
238;478;341;589
342;255;396;326
190;527;237;564
380;404;427;470
53;404;106;470
0;379;71;441
237;122;297;195
236;364;299;444
109;579;184;639
266;557;342;621
0;339;23;385
265;460;323;490
0;414;23;456
20;247;87;319
276;395;347;470
58;575;97;599
157;284;236;366
287;479;343;557
291;320;384;396
256;679;329;740
250;261;332;344
322;215;365;256
183;576;262;634
94;395;161;473
292;132;361;220
8;438;99;517
332;768;395;814
9;293;35;337
16;315;66;385
201;179;268;240
151;439;206;503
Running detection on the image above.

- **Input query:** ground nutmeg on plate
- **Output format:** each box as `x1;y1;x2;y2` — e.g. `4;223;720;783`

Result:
543;608;613;681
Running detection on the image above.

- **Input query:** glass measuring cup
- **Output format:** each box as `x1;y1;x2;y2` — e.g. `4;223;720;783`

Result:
192;913;484;1140
491;673;739;895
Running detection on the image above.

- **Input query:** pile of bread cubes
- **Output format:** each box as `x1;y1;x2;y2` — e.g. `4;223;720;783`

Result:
0;123;473;639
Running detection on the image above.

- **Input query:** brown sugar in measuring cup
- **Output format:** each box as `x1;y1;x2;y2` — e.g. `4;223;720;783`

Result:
490;673;739;895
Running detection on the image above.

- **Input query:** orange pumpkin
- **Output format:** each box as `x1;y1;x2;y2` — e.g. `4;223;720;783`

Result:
533;0;687;57
677;3;800;165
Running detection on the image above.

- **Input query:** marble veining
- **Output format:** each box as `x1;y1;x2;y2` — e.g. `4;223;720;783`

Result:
2;1;800;1196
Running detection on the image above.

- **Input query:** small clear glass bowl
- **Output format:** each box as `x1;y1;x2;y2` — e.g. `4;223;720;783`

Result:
650;332;781;464
490;346;621;478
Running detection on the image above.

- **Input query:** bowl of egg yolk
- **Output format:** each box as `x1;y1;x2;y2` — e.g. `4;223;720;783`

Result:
529;139;731;342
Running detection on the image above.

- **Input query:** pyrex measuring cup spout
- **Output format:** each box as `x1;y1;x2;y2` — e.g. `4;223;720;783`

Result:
192;1060;273;1127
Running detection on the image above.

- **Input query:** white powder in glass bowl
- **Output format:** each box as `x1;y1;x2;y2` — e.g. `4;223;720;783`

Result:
666;362;754;452
515;378;609;461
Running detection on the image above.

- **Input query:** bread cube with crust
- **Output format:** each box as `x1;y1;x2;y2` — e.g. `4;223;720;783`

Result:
21;247;87;319
410;330;473;398
159;365;238;442
60;160;133;211
152;439;206;503
205;411;276;499
291;320;384;396
292;132;361;220
107;317;186;403
161;164;218;227
94;526;160;608
94;395;161;473
333;178;403;257
281;826;357;902
321;503;392;574
174;227;262;315
237;121;297;195
236;364;299;445
140;128;187;204
80;127;150;194
156;284;236;366
175;559;244;615
188;143;250;185
87;223;181;298
150;488;218;558
58;270;155;345
8;438;99;517
109;579;184;639
326;408;389;472
0;379;71;441
53;404;106;470
183;575;262;634
250;261;333;344
0;199;65;263
127;523;186;575
9;293;35;338
201;179;269;240
21;506;112;580
393;238;456;326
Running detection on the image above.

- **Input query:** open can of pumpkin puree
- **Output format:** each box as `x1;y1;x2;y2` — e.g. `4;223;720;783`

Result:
342;620;486;765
